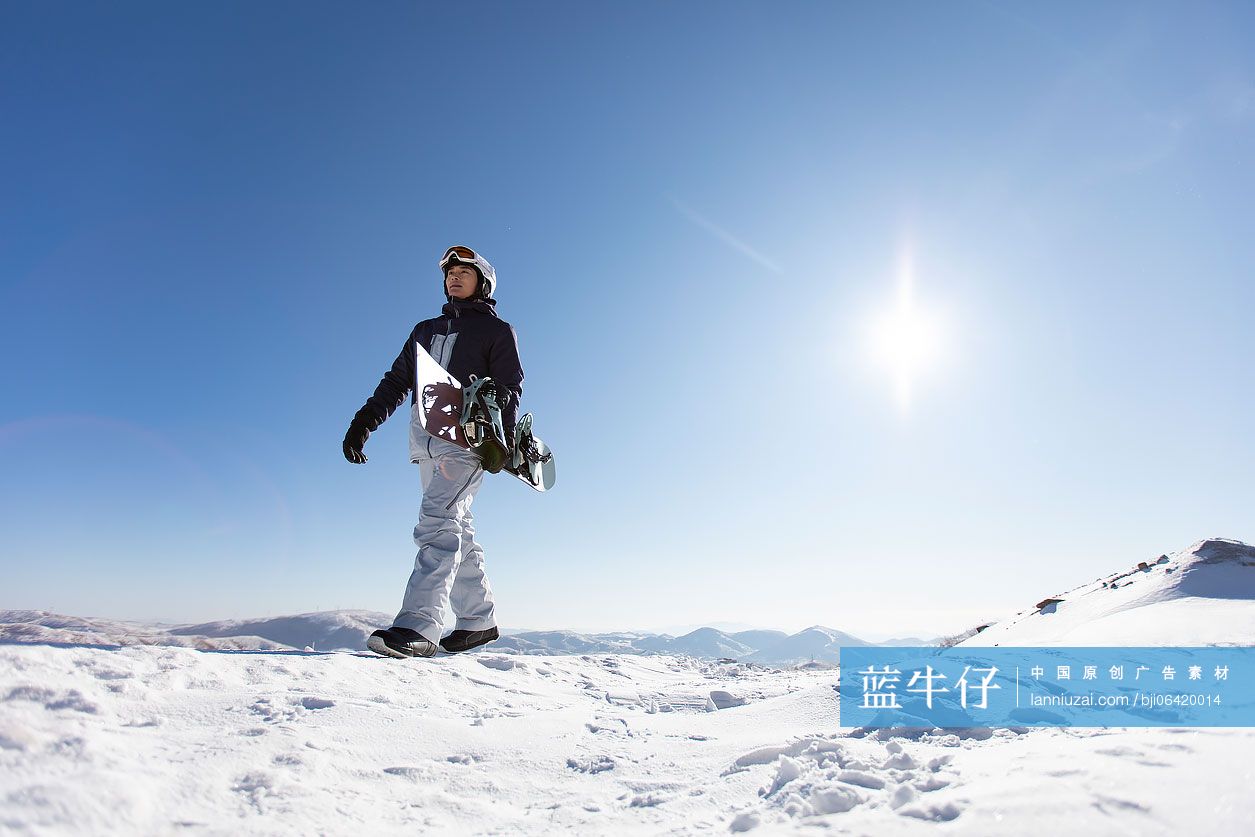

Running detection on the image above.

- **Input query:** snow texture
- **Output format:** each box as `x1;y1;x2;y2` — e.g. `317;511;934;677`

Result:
3;537;1254;833
1;645;1251;834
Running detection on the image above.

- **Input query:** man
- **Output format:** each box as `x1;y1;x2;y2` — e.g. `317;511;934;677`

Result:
343;245;523;658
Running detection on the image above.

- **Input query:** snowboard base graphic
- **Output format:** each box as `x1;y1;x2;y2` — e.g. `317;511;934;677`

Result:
415;343;555;492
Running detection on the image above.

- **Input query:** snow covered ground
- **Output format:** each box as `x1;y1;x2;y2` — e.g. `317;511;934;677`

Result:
2;643;1252;835
4;537;1253;834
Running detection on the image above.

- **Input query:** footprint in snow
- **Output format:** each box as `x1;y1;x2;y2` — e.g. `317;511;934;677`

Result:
897;799;962;821
836;769;885;789
566;754;615;773
1091;793;1152;815
735;736;965;825
232;771;276;813
81;665;133;681
585;717;631;736
477;656;520;672
383;766;429;781
4;686;99;714
249;698;297;723
1155;742;1194;753
881;741;917;770
300;697;334;710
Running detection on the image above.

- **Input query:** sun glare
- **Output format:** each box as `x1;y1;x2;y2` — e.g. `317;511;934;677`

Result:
866;254;946;408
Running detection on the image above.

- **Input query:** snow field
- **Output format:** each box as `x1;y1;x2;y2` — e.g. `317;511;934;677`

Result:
4;644;1253;835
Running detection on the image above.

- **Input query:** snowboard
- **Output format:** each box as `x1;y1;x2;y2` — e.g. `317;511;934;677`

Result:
414;342;556;492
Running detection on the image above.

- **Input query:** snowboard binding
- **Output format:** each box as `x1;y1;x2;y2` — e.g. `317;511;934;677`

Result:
508;413;554;489
459;375;511;474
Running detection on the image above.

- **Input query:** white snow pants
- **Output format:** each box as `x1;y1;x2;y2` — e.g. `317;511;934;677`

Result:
393;435;497;645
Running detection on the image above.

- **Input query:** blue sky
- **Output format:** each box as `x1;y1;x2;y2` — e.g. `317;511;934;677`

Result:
2;1;1252;638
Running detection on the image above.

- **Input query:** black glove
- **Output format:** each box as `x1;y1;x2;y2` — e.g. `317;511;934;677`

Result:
343;419;370;464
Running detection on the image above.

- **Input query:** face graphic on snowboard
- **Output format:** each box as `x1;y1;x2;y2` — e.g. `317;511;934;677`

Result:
445;263;479;300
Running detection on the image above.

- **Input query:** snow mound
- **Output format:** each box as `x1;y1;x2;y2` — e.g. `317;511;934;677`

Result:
960;538;1255;647
736;737;962;824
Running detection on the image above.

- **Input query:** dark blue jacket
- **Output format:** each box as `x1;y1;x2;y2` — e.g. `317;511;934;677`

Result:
353;298;524;457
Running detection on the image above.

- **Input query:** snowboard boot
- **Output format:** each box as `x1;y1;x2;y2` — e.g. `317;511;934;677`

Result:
439;626;500;653
367;627;438;659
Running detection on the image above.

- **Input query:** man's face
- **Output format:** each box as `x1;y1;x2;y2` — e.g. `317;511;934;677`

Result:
444;263;479;300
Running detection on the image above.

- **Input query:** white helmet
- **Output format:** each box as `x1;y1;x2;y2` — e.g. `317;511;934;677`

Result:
440;245;497;299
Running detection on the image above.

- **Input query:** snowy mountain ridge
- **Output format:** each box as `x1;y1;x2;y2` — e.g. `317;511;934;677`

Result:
960;537;1255;647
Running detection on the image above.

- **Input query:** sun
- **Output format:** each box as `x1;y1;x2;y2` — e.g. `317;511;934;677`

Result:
866;256;946;408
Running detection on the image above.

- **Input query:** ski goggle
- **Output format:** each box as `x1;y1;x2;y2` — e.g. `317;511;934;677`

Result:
440;245;478;270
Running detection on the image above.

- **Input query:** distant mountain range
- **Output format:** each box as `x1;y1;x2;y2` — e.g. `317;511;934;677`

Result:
6;538;1250;663
0;610;937;664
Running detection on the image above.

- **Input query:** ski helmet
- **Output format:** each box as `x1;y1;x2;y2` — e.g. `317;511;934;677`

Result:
440;245;497;299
